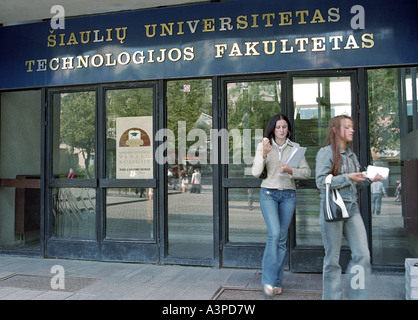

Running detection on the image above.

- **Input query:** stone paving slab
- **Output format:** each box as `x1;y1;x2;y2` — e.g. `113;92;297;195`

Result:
215;287;322;300
0;255;406;300
0;274;97;292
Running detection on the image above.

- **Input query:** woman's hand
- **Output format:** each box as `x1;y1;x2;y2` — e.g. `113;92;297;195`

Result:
279;164;293;175
347;172;366;182
262;138;272;159
370;173;383;182
348;172;383;183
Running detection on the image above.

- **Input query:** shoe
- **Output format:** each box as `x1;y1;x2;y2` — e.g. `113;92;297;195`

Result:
263;284;282;297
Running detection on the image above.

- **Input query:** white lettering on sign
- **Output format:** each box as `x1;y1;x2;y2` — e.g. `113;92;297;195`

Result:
214;33;374;58
25;47;195;72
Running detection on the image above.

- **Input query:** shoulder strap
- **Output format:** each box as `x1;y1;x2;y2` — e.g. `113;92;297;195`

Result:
325;174;333;185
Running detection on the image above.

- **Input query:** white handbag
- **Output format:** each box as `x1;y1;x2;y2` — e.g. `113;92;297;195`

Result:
323;174;349;222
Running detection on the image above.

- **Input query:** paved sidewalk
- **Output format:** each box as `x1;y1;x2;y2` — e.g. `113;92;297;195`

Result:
0;255;405;300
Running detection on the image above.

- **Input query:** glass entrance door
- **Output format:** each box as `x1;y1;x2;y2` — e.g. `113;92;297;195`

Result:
46;89;99;259
290;73;356;272
368;67;418;266
46;84;159;262
165;79;214;264
221;76;284;268
101;85;158;262
104;87;154;241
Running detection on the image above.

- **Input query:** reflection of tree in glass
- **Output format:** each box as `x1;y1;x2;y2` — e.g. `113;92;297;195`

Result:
60;91;96;178
228;81;281;133
368;69;400;157
106;87;154;141
167;80;212;156
227;81;281;160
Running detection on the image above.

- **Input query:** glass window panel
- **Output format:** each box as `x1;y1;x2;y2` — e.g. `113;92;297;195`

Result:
404;67;418;133
368;68;416;264
0;90;42;250
105;87;154;179
105;188;153;240
227;81;280;177
293;77;351;125
166;79;213;259
228;188;266;243
293;76;351;247
52;188;96;239
52;91;96;179
104;87;154;240
226;80;281;246
295;189;322;246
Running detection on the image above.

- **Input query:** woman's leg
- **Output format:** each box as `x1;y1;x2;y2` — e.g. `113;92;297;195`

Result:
320;207;344;300
343;213;372;300
274;190;296;287
260;188;281;287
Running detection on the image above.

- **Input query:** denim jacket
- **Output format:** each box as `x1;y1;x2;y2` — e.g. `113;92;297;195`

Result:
315;145;371;216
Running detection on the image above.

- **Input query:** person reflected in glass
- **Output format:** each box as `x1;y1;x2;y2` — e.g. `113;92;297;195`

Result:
190;168;202;194
67;168;77;179
252;113;311;297
395;179;402;202
315;115;383;300
371;180;387;215
180;169;188;193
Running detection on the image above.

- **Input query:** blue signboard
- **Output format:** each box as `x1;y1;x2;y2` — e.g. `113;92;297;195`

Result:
0;0;417;89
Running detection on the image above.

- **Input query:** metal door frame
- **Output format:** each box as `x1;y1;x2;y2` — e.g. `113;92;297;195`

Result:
218;73;287;268
287;69;365;272
44;82;161;262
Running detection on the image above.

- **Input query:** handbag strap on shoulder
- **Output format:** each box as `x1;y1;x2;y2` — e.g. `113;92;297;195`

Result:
325;174;333;185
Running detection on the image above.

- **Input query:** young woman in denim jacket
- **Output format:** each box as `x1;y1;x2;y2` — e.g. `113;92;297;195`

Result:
252;113;311;297
315;115;383;300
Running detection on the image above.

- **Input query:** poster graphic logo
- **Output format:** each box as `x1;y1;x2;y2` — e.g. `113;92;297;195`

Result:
119;128;151;147
116;116;153;179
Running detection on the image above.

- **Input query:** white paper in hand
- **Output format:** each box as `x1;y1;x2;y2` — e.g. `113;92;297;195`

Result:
285;147;306;168
278;146;307;176
366;165;389;180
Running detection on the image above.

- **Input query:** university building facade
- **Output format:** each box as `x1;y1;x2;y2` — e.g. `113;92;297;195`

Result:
0;0;417;272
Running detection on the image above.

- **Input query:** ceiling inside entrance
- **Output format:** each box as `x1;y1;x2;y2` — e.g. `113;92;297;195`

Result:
0;0;209;26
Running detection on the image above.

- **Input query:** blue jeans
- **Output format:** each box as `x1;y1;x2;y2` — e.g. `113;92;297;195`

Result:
260;188;296;287
320;212;371;300
371;193;382;214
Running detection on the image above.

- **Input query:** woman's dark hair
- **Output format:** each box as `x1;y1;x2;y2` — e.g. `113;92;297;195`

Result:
264;113;292;142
